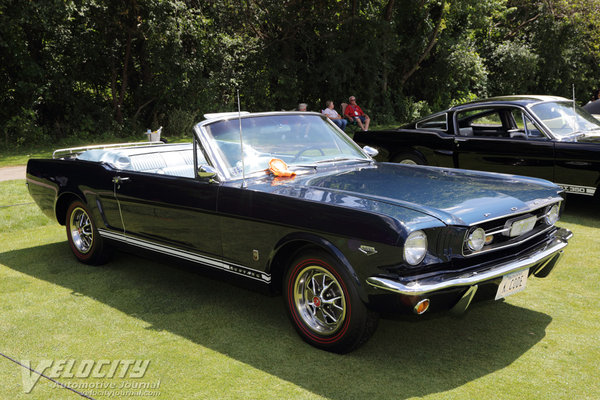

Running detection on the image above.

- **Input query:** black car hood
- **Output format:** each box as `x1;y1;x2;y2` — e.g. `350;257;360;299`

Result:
250;163;562;227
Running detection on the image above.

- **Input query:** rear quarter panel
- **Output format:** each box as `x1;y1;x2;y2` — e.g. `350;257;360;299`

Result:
554;141;600;195
27;158;118;226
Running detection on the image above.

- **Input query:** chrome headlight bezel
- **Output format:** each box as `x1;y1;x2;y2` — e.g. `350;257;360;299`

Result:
404;230;428;266
544;204;560;225
467;227;486;252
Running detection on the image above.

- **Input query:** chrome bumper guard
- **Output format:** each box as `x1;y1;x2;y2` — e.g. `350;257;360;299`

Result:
366;228;572;297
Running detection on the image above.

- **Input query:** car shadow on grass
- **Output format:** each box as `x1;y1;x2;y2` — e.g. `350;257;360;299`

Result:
0;242;552;400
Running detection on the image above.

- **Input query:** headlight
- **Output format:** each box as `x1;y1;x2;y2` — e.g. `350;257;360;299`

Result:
544;204;560;225
404;230;427;265
467;227;486;252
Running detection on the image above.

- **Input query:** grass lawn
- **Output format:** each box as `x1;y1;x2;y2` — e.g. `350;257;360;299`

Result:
1;180;599;400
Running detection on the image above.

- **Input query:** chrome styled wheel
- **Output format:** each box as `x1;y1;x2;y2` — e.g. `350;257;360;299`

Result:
293;265;346;335
69;207;93;254
65;200;110;265
392;152;426;165
284;251;379;353
399;158;417;165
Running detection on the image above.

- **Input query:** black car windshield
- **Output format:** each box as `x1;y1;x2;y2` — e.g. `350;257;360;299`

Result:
530;101;600;138
203;114;369;179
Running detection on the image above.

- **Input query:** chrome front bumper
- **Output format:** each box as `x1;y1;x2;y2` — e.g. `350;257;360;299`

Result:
366;228;572;297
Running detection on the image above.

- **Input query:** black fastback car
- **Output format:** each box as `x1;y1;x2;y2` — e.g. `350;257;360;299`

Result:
27;112;571;353
355;95;600;197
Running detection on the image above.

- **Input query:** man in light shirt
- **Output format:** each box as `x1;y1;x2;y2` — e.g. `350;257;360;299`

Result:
322;100;347;130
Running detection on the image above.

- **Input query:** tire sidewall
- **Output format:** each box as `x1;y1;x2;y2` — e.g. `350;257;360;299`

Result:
65;200;103;264
393;152;425;165
284;251;370;352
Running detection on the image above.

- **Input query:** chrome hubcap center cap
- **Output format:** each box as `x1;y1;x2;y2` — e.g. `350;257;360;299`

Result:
313;296;321;307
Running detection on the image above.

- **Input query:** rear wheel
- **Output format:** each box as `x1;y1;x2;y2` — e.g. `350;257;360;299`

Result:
284;250;378;353
392;152;426;165
66;200;110;265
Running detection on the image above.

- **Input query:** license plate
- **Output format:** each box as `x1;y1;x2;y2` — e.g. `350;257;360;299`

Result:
495;269;529;300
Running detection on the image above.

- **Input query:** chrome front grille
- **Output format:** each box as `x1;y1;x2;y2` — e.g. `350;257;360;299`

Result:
462;202;561;256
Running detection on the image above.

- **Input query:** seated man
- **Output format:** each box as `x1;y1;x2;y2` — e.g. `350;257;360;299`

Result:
322;100;347;130
343;96;370;131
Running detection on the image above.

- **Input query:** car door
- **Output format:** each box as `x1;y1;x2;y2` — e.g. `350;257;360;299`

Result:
453;107;555;181
553;140;600;196
112;143;222;260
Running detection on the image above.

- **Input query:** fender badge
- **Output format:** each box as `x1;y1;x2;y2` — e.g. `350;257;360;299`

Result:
359;245;378;256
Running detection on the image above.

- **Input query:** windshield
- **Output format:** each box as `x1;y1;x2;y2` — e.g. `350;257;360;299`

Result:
530;101;600;138
202;114;369;179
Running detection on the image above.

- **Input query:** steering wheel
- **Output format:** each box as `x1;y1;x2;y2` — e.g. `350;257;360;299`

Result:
291;146;325;162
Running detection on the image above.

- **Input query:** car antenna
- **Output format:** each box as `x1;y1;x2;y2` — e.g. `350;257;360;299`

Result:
237;88;246;188
572;83;579;134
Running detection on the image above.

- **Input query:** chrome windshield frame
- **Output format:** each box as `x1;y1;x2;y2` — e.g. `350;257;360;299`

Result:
193;111;372;182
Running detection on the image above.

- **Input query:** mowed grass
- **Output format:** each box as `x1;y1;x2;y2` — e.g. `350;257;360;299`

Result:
1;180;599;400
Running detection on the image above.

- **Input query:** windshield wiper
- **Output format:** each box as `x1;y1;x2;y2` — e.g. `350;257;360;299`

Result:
291;164;318;170
314;157;371;164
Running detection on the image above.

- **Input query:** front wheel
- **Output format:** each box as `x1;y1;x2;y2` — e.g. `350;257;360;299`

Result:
284;250;378;353
66;200;110;265
392;152;426;165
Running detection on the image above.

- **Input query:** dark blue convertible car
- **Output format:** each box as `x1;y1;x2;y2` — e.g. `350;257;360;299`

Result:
27;112;571;353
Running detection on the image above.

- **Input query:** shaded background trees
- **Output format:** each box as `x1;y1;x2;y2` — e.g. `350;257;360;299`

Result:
2;0;600;147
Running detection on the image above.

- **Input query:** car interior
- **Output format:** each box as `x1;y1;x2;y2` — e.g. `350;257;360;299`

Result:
455;107;545;139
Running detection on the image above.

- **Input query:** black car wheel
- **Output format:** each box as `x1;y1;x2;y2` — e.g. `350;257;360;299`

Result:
393;152;426;165
66;200;110;265
284;250;378;353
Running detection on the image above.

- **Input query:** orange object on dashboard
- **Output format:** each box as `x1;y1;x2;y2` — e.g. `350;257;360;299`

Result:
269;158;296;177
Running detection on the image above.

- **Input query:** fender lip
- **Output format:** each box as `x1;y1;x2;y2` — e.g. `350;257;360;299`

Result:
366;228;572;296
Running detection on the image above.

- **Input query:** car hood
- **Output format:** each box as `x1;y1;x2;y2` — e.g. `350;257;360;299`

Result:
254;163;562;227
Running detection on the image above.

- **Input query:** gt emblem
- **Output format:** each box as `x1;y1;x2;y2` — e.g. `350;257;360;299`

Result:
313;297;321;307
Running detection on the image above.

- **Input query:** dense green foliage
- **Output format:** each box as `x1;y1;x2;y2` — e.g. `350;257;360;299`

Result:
2;0;600;148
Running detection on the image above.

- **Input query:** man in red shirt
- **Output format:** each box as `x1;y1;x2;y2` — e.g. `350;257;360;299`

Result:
344;96;370;131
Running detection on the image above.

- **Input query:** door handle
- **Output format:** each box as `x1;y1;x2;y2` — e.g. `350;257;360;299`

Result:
112;176;131;184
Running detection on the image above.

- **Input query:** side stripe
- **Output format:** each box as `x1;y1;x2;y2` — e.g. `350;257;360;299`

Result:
98;229;271;283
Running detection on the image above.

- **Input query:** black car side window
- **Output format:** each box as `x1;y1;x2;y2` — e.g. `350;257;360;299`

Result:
510;109;546;139
416;113;447;131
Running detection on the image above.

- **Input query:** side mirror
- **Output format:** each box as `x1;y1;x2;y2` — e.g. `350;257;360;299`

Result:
197;165;218;180
362;146;379;158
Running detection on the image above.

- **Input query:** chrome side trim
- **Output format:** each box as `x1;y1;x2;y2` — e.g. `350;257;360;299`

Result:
366;228;571;296
98;229;271;283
